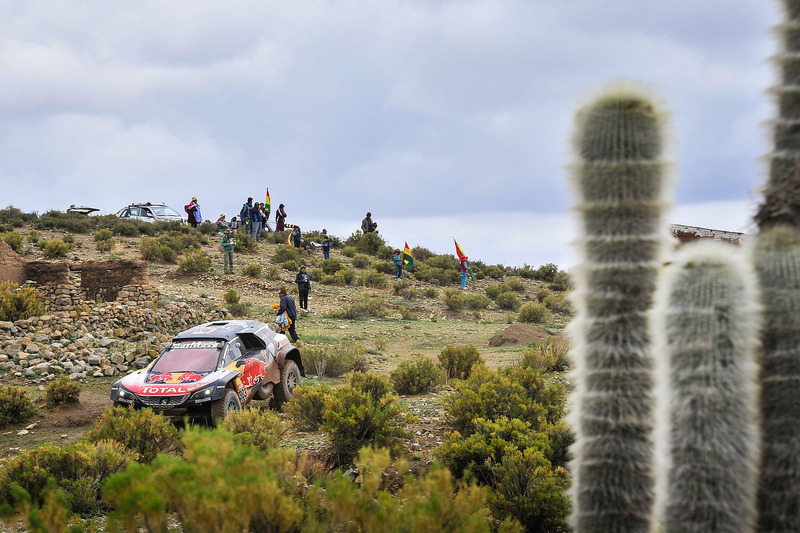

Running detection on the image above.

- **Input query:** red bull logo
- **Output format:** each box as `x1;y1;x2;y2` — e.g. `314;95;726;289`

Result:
179;372;204;383
149;372;174;383
148;371;206;384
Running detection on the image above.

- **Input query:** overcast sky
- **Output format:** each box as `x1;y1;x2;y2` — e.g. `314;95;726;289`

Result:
0;0;780;268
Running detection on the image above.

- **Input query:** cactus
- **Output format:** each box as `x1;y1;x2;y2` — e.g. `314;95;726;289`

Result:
652;241;761;533
566;85;672;532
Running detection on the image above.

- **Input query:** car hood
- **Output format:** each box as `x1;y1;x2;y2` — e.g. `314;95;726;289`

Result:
119;369;228;396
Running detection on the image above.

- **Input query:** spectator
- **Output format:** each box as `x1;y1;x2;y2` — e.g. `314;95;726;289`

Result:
276;204;287;232
460;256;469;289
393;249;402;280
292;226;303;248
185;197;201;228
295;265;311;311
276;287;298;342
250;201;262;241
216;213;229;232
239;197;253;234
229;216;239;230
221;229;235;274
261;203;274;233
321;235;332;259
361;212;377;234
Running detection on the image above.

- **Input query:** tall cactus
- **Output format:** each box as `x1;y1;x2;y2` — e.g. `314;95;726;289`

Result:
755;1;800;530
652;242;761;533
567;85;672;532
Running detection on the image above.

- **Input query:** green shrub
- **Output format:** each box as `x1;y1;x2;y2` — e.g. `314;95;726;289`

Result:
328;294;387;320
341;245;357;257
300;342;368;377
399;287;417;301
197;221;217;235
113;221;140;237
27;230;41;243
44;376;81;407
273;246;300;263
543;293;573;315
226;302;250;317
281;259;297;272
264;265;281;280
160;231;202;254
548;270;571;292
518;266;538;279
333;268;356;285
438;344;484;380
518;302;547;323
42;239;73;258
0;206;37;227
0;385;36;428
95;237;114;252
223;289;240;304
323;386;412;457
347;372;391;401
533;263;559;282
351;254;371;269
242;263;262;278
35;210;94;234
466;294;491;310
354;232;386;256
2;231;23;252
520;340;570;373
423;287;438;298
62;233;76;244
222;408;284;450
85;405;182;463
139;237;176;262
0;440;129;516
535;288;550;302
283;384;332;430
495;291;521;310
399;307;417;320
374;262;395;275
321;258;343;274
359;269;388;289
235;231;257;253
177;249;212;274
390;356;444;395
484;265;505;279
443;289;466;311
0;281;44;321
507;277;525;292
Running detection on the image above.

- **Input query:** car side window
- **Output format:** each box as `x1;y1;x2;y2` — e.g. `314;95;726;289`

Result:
143;208;154;218
223;340;243;366
129;207;140;217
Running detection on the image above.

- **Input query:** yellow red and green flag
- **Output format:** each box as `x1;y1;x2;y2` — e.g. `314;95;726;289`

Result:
403;242;414;269
454;239;475;280
265;188;271;219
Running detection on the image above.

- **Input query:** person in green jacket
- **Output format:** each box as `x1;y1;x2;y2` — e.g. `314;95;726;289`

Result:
222;229;235;274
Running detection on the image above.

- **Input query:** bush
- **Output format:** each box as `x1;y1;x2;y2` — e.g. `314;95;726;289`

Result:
236;231;257;253
347;372;391;401
0;281;44;321
264;265;281;280
42;239;73;258
328;294;387;320
549;270;572;292
0;440;129;516
139;237;176;262
358;269;388;289
351;254;371;269
484;265;505;279
0;385;36;428
222;408;285;450
399;287;417;301
390;356;444;395
85;405;183;463
374;262;395;275
177;249;212;274
520;340;570;373
399;307;417;320
44;376;81;407
95;237;115;252
443;289;466;311
535;288;550;302
27;229;41;243
438;344;484;380
465;294;491;310
283;384;332;430
332;268;356;285
506;277;525;292
518;302;548;323
423;287;438;298
35;210;94;234
227;302;251;318
283;260;298;272
341;245;357;257
242;263;262;278
354;232;386;256
495;291;521;310
300;342;368;377
273;246;300;264
323;386;412;457
2;231;23;252
223;289;240;304
321;258;344;274
543;293;573;315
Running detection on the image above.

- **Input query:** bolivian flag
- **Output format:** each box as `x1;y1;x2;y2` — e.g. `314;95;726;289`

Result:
454;239;475;281
403;242;414;269
265;188;271;219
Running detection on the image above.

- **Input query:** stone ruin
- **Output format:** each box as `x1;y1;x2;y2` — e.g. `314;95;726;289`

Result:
0;237;158;314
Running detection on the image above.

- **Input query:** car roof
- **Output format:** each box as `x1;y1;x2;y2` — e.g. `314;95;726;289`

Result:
128;202;168;207
173;320;276;347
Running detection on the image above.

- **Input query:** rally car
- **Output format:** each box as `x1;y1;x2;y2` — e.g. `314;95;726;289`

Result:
110;320;304;421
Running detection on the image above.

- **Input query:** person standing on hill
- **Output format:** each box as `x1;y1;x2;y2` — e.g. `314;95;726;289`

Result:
460;256;469;289
260;203;273;233
221;229;235;274
292;226;303;248
186;197;200;227
321;235;332;259
276;287;298;342
393;249;403;280
276;204;287;232
295;265;311;311
361;212;377;234
240;197;253;234
250;201;261;241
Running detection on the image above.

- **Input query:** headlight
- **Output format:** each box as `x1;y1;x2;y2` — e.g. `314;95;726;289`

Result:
190;387;214;401
116;387;135;403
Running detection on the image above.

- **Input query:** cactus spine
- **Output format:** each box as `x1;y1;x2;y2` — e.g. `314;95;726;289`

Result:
755;1;800;530
567;85;671;532
652;242;761;533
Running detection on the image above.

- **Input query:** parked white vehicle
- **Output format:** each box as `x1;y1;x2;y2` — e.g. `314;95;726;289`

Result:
116;202;185;223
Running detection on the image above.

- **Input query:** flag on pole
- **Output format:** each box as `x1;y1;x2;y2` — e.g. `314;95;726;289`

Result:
403;242;414;269
264;188;271;219
454;239;475;280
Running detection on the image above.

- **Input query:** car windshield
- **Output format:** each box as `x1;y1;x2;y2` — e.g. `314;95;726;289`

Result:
151;206;181;217
151;342;221;373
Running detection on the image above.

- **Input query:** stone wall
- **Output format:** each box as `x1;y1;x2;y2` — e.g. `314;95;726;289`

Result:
0;237;26;286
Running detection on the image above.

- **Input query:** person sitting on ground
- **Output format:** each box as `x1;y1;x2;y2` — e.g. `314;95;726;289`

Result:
216;213;229;232
361;212;377;234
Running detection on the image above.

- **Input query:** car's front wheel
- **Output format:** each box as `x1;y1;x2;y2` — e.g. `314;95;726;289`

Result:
273;360;301;406
211;389;241;422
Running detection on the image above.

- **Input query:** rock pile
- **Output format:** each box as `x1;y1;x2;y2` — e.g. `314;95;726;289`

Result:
0;300;230;383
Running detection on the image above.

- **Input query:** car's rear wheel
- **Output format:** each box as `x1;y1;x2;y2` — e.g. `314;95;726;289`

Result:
211;389;241;422
273;361;301;406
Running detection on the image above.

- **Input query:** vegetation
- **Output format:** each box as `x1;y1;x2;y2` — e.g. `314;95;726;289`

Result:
391;356;445;395
0;385;36;428
438;344;484;380
0;281;44;321
85;406;183;464
44;376;82;407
